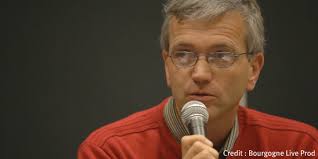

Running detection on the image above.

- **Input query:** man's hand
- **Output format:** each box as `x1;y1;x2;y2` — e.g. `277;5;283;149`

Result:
181;135;219;159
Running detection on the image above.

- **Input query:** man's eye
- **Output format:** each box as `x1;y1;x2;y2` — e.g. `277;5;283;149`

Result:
173;51;193;58
174;52;186;58
209;52;233;61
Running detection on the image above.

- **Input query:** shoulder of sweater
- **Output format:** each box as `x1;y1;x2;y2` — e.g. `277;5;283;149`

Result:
83;98;169;147
238;106;318;142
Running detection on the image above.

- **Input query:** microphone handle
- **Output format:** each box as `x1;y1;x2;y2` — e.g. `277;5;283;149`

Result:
187;116;207;136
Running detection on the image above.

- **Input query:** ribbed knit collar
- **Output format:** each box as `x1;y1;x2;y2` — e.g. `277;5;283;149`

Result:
163;97;239;153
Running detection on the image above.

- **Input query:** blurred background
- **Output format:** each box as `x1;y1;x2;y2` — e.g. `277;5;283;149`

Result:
3;0;318;159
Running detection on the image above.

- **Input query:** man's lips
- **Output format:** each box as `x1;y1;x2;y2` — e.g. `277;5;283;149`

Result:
186;92;216;101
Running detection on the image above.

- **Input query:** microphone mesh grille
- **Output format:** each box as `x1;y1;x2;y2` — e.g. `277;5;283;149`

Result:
181;100;209;125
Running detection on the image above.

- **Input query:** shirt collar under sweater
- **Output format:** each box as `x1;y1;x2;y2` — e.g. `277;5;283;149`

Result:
163;97;239;154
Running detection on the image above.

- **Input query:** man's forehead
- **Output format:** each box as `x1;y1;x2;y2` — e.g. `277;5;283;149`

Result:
168;10;245;32
168;11;247;51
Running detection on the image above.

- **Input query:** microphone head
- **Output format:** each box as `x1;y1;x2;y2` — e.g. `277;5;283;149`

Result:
181;100;209;126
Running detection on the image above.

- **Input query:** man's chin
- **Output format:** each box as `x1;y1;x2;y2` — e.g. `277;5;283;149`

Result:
207;104;239;120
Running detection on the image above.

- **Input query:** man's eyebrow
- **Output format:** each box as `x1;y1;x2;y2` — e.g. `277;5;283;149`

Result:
171;43;194;50
171;42;236;52
207;44;236;52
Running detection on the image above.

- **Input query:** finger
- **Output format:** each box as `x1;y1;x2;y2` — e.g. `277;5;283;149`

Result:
183;141;209;159
183;141;218;159
209;147;219;158
181;135;213;154
193;149;219;159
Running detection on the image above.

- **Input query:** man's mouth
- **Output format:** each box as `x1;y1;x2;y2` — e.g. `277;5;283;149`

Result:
187;92;216;101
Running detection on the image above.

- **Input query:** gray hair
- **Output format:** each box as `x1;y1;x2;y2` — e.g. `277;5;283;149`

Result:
160;0;265;54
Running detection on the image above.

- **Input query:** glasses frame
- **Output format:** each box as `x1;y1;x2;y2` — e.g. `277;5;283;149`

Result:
168;51;253;68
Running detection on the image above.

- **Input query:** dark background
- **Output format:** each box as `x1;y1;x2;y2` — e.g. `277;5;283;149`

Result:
3;0;318;159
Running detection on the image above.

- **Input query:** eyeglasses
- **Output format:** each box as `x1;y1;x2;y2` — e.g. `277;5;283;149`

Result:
169;51;252;68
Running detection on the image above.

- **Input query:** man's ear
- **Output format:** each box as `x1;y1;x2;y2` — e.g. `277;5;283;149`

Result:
162;50;171;88
246;52;264;91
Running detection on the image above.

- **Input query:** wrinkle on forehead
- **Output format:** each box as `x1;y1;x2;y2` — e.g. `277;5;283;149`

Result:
169;10;247;52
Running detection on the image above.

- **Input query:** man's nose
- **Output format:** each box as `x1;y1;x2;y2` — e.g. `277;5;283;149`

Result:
191;57;213;85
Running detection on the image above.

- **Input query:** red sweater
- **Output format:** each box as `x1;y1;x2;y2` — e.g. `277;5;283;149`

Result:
78;98;318;159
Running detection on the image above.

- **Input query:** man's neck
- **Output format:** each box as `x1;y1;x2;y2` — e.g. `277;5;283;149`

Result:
206;107;237;151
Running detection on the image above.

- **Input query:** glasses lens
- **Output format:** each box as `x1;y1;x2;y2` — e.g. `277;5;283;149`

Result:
207;52;235;68
171;51;239;68
172;51;197;67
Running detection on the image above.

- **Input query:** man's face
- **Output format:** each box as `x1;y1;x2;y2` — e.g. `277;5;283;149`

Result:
162;11;264;119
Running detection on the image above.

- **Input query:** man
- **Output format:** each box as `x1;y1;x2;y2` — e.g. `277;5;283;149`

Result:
78;0;318;158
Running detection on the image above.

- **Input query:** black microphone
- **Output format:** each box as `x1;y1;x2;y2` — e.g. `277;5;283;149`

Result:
181;100;209;136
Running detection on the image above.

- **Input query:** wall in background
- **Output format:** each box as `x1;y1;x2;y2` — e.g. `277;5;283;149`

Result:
4;1;317;159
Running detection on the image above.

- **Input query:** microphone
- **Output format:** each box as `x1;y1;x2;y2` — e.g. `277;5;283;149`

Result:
181;100;209;136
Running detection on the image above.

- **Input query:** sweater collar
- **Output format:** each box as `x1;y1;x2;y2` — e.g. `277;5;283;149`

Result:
163;97;239;153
